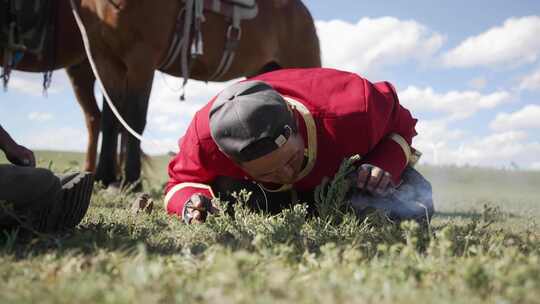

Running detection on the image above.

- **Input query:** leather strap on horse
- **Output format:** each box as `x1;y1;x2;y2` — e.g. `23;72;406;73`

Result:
208;8;241;81
180;0;204;99
158;0;258;99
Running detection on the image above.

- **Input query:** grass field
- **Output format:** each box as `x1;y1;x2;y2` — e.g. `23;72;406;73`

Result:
1;150;539;304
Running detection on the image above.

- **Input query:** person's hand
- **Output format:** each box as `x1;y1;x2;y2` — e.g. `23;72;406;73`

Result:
356;164;394;196
185;193;219;224
4;143;36;167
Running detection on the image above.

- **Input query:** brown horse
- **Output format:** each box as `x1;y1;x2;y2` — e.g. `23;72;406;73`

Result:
1;0;101;172
3;0;320;188
76;0;321;188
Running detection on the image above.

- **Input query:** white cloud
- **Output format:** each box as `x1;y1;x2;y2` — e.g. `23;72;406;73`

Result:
413;120;465;164
415;127;540;169
5;70;69;96
399;86;512;120
28;112;54;122
531;162;540;171
316;17;444;75
149;114;182;133
416;120;465;143
8;76;54;97
450;131;540;167
148;74;231;118
468;77;487;90
442;16;540;68
490;104;540;131
141;137;180;155
22;127;87;151
140;73;238;153
519;68;540;91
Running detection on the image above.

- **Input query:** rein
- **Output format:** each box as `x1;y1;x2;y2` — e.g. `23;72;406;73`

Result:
69;0;160;147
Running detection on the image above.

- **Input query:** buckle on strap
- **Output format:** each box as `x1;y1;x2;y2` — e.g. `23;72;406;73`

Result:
224;24;241;51
226;24;241;41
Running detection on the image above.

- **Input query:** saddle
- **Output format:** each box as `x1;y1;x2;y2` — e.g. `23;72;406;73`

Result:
0;0;56;89
205;0;257;19
159;0;259;97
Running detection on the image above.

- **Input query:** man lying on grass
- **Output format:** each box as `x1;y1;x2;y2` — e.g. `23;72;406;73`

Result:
165;68;434;224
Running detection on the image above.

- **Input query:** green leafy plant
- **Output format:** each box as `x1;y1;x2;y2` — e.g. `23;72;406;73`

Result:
314;154;360;224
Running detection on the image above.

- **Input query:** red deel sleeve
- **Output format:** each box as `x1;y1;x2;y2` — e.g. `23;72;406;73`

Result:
361;81;418;185
164;119;216;218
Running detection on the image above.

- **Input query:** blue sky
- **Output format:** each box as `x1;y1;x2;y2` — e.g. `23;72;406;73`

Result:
1;0;540;169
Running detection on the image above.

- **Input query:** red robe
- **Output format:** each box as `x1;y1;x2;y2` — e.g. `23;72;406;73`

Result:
165;68;419;218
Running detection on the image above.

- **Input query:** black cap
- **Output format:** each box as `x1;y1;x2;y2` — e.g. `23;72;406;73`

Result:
209;80;296;162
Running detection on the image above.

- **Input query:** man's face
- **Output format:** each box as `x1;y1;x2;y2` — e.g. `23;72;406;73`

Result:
240;133;305;185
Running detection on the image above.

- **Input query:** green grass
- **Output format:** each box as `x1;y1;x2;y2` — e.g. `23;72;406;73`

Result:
1;151;539;304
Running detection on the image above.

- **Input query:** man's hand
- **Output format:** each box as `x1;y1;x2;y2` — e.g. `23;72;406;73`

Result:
356;164;394;196
0;125;35;167
185;193;219;224
4;143;36;167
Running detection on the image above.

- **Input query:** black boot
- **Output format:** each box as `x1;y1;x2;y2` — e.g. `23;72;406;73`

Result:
36;172;95;232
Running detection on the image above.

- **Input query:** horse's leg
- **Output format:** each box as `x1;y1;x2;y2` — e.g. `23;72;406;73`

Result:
75;0;167;189
85;48;126;187
121;73;154;190
86;60;153;190
96;96;120;186
66;59;101;172
91;56;154;190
